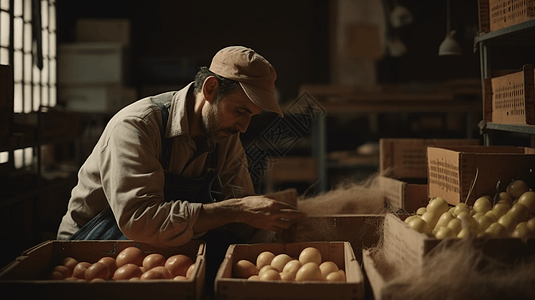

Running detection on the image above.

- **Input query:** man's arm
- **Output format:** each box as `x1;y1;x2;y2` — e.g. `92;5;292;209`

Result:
192;196;307;234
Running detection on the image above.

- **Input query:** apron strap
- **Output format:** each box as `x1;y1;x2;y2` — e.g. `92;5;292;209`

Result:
150;91;174;172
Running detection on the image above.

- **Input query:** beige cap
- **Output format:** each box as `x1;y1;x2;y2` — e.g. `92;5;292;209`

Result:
209;46;283;117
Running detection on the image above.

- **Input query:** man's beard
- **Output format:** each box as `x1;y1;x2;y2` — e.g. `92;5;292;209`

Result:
202;97;238;147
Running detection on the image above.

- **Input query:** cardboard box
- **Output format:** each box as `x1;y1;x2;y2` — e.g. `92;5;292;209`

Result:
59;85;137;113
378;139;479;212
427;145;535;206
382;213;532;271
58;42;126;85
0;240;206;300
215;241;364;300
491;64;535;125
377;175;428;214
76;19;131;47
379;138;480;179
487;0;535;32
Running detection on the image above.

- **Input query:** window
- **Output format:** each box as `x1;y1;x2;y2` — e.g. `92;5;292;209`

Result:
0;0;56;169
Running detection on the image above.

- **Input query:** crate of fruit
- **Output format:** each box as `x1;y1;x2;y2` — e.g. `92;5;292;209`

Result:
385;184;535;271
215;241;363;300
0;240;206;300
427;145;535;206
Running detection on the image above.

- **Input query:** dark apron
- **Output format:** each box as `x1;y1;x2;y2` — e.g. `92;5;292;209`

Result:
69;91;250;289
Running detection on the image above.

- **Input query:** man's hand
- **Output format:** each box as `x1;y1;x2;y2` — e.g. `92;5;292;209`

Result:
237;195;307;232
193;196;307;234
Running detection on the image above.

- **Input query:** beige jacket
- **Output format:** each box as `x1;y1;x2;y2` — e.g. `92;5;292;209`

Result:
57;83;255;248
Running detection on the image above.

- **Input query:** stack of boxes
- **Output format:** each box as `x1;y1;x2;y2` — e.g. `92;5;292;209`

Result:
57;19;137;113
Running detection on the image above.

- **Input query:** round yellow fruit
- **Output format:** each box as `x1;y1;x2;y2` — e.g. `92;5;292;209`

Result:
408;217;430;234
484;223;507;237
511;222;532;239
507;203;530;223
472;196;492;214
457;212;479;232
319;261;339;279
299;247;322;265
526;216;535;232
256;251;275;269
518;191;535;215
416;207;427;216
421;211;440;230
447;218;462;235
475;215;493;233
326;270;346;282
295;262;322;282
427;197;449;216
435;226;455;240
271;254;292;272
506;180;530;199
282;260;302;278
405;215;418;224
497;213;518;232
434;211;455;232
453;203;470;217
457;228;470;239
492;202;510;219
485;210;499;222
497;192;513;205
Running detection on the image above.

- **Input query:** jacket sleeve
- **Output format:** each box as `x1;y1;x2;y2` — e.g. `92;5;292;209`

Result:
99;113;203;248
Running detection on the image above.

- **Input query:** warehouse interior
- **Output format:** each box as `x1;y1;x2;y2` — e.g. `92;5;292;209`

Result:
1;0;535;298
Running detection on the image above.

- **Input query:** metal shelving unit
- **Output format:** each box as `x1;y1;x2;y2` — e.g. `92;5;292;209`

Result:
475;18;535;146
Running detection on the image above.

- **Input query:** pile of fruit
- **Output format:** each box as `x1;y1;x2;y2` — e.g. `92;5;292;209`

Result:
233;247;346;282
48;246;195;281
405;180;535;239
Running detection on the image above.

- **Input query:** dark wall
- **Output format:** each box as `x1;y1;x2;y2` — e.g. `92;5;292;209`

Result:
57;0;481;94
377;0;481;82
56;0;331;103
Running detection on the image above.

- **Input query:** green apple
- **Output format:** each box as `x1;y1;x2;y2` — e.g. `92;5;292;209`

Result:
447;218;462;235
518;191;535;215
506;180;530;199
475;215;493;233
485;210;498;222
472;196;492;214
511;222;532;239
408;217;430;234
484;223;507;237
472;212;485;220
457;211;479;232
416;207;427;216
421;211;440;230
492;202;510;219
526;216;535;232
427;197;449;216
405;215;418;224
497;192;513;206
497;213;518;233
457;228;470;239
434;211;455;232
507;203;530;223
435;226;455;240
453;203;470;217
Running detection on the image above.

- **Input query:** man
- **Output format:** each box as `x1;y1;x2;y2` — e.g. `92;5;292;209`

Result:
57;46;307;248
